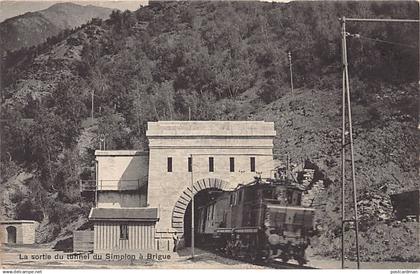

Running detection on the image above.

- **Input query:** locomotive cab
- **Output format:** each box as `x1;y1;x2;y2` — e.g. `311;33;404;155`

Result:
262;183;304;206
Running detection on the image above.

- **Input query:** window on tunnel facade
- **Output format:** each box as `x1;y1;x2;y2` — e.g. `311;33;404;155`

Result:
250;157;256;172
167;157;172;172
229;157;235;172
188;157;192;172
209;157;214;172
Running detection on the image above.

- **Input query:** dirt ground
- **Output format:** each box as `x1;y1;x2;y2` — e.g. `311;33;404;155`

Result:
1;244;419;269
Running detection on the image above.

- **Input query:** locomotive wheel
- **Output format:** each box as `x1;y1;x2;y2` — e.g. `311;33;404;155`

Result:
297;257;307;266
296;248;307;266
231;245;240;258
249;250;262;263
225;245;232;257
280;254;290;263
225;240;236;258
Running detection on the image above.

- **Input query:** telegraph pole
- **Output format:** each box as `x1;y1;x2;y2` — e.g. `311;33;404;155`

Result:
189;108;194;259
288;51;294;94
91;90;94;123
340;18;346;270
340;17;360;269
339;15;419;269
190;154;195;259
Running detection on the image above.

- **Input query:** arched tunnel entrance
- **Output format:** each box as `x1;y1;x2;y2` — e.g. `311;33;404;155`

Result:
183;188;224;247
171;178;230;247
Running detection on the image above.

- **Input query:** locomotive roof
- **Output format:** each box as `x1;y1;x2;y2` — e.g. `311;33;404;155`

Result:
233;178;306;192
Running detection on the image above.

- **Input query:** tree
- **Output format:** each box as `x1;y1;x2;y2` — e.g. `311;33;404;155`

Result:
50;80;87;148
96;107;132;150
29;109;65;186
148;81;176;120
1;105;27;163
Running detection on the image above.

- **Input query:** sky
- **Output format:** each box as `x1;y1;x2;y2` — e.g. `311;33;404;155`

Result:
0;1;147;22
0;0;294;23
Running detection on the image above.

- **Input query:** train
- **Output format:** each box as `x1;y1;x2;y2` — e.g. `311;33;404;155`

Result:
196;173;315;265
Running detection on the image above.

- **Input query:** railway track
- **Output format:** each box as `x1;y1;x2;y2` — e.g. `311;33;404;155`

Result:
199;245;317;269
264;260;317;269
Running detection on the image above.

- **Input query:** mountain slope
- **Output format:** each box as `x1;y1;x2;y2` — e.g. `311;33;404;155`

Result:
37;2;112;30
250;85;418;260
0;2;113;53
0;1;54;22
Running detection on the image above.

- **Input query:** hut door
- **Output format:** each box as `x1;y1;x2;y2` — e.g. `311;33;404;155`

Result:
6;226;17;244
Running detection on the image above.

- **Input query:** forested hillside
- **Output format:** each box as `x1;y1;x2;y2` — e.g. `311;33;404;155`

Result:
0;1;418;260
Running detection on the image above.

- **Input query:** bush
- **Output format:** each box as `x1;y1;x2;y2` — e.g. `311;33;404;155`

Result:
16;199;44;222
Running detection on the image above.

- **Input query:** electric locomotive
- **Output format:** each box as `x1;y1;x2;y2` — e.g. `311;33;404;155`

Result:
196;176;315;265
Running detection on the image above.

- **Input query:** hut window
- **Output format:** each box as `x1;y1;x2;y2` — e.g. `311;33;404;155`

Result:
120;224;128;240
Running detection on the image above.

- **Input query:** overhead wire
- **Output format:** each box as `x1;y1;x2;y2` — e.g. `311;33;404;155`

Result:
348;33;417;49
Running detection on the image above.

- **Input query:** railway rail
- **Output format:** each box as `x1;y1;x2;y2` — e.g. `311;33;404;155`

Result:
199;245;318;269
265;260;317;269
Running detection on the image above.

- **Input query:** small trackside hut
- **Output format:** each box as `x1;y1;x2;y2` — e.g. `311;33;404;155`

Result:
89;208;158;252
0;220;37;245
88;150;160;253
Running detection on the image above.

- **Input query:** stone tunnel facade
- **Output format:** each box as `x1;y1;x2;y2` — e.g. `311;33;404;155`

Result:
91;121;277;251
146;121;277;240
